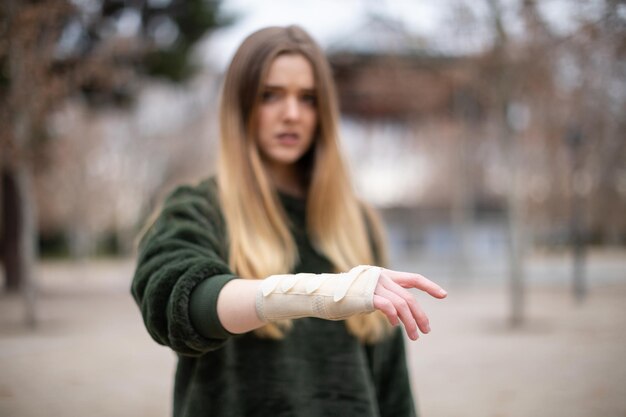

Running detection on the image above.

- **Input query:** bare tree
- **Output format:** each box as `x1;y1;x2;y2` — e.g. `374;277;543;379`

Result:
0;0;230;327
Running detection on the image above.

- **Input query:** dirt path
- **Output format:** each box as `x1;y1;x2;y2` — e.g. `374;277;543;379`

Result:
1;258;625;417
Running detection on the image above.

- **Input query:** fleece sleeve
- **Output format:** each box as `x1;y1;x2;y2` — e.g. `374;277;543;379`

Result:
131;182;236;356
365;327;418;417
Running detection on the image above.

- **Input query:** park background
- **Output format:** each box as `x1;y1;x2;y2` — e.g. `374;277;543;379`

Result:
1;1;625;416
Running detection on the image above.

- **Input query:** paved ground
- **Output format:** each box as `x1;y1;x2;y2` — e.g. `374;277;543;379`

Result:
0;252;625;417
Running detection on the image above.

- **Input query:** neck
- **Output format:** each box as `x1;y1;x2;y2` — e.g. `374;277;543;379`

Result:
265;162;306;198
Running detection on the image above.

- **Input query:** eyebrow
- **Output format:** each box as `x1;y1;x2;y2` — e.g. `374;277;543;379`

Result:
263;84;316;94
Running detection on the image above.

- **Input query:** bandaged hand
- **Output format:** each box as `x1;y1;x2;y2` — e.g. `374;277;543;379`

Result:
256;265;382;322
255;265;447;340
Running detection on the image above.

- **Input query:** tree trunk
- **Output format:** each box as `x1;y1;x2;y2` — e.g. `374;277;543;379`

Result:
1;164;38;326
4;0;39;327
15;163;38;327
2;169;22;292
487;0;526;328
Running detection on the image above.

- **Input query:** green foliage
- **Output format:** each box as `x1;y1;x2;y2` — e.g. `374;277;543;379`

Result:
142;0;231;81
38;231;70;259
174;0;222;44
94;231;121;257
143;45;196;82
60;0;234;101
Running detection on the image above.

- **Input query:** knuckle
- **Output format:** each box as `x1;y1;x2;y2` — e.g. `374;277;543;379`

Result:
397;299;409;313
404;322;417;335
379;300;394;315
401;291;415;304
416;312;429;324
380;298;392;308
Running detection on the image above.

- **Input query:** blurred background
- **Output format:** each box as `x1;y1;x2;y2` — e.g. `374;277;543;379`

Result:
1;0;625;416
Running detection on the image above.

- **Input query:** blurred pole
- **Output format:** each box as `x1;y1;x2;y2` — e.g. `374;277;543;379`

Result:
488;0;527;328
506;103;528;328
566;127;587;303
14;162;38;328
507;150;525;328
452;90;476;281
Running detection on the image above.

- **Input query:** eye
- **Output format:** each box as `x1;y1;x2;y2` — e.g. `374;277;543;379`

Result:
301;93;317;106
261;90;280;102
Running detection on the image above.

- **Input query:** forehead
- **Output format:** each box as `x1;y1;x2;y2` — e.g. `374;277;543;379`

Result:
264;54;315;89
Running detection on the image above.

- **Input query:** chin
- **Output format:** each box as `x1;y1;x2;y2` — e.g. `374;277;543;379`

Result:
269;151;307;166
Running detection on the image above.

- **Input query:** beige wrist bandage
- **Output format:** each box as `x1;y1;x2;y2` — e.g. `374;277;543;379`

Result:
255;265;382;322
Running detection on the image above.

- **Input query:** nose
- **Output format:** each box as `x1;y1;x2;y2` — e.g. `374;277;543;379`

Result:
284;95;300;121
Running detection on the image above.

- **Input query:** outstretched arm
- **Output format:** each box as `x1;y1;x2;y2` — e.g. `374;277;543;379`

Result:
216;266;447;340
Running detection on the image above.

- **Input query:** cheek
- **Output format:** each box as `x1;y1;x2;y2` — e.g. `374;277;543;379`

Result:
306;109;318;133
257;108;273;138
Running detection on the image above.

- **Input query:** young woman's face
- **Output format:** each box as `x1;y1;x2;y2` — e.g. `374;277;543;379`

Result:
255;53;317;173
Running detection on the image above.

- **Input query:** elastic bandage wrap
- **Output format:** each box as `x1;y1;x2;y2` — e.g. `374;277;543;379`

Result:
255;265;382;322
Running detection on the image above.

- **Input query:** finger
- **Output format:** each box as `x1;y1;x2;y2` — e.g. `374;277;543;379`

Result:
376;285;419;341
373;295;400;326
381;276;431;334
382;269;448;299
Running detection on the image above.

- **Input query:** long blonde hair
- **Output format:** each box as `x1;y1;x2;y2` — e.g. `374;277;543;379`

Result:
217;26;390;343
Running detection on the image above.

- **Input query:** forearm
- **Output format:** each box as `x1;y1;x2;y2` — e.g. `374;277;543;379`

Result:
216;266;381;334
216;279;265;334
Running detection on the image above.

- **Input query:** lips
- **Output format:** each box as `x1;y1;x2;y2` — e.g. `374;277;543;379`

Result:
276;132;299;145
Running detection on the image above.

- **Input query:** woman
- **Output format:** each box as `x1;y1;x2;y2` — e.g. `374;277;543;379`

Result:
132;25;447;417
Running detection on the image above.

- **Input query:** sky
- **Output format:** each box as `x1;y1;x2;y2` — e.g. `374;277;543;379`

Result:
200;0;464;69
198;0;601;70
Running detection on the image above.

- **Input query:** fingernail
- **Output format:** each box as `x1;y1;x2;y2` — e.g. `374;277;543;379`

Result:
439;289;447;297
426;324;431;333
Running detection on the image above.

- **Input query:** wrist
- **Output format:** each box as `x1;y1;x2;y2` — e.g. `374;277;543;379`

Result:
256;265;382;322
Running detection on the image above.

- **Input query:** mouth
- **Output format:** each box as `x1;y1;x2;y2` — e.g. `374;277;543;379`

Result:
276;132;299;145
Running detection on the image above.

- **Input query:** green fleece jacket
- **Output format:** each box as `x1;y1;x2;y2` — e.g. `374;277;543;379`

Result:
131;177;417;417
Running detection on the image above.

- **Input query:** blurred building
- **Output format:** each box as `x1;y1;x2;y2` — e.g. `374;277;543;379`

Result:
327;14;507;264
326;10;626;266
